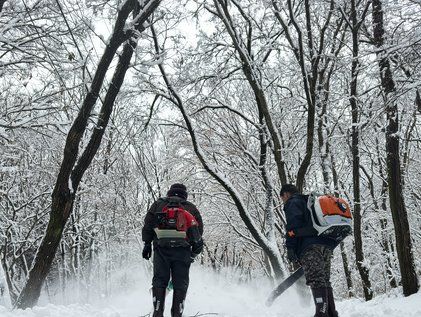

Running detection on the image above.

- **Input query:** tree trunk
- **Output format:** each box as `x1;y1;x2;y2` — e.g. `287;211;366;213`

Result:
151;24;285;278
376;139;398;289
350;0;372;301
15;0;162;308
16;189;73;308
0;256;12;307
362;161;398;290
416;90;421;113
213;0;288;185
0;0;6;13
329;133;354;297
272;0;336;191
372;0;419;297
317;97;331;191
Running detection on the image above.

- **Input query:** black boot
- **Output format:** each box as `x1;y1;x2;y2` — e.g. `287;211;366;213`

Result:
327;287;339;317
152;287;166;317
171;289;187;317
311;288;329;317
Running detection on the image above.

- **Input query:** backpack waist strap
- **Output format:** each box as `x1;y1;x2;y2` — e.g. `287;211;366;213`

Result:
154;228;187;239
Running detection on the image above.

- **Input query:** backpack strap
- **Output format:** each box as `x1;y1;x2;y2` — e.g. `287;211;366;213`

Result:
288;192;352;242
286;193;319;238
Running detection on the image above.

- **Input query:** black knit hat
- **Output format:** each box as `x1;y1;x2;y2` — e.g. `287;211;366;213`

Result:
167;183;188;200
280;184;299;196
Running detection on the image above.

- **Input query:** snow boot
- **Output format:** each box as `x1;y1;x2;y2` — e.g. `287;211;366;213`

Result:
311;287;329;317
152;287;166;317
327;287;339;317
171;289;187;317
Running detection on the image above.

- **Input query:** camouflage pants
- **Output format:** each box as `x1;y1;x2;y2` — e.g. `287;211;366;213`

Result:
299;244;333;288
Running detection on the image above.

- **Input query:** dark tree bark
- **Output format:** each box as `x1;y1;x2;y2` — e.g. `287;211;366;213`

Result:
372;0;419;297
376;136;399;289
416;90;421;113
339;242;354;297
349;0;373;301
293;0;318;192
15;0;162;308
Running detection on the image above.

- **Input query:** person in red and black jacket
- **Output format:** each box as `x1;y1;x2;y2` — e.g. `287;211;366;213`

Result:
142;183;203;317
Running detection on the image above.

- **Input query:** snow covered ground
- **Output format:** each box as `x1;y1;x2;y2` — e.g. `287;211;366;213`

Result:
1;265;420;317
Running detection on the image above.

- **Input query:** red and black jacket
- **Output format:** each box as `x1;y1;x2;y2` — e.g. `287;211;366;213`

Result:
142;196;203;253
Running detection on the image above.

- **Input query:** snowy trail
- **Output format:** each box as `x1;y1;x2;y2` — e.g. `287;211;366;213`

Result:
1;266;420;317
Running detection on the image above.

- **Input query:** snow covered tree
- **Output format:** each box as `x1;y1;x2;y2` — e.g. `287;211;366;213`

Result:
371;0;419;297
347;0;373;301
15;0;162;308
1;0;420;306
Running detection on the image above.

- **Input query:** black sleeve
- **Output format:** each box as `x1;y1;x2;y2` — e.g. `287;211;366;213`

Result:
142;201;158;244
284;199;305;250
190;205;203;236
190;205;204;254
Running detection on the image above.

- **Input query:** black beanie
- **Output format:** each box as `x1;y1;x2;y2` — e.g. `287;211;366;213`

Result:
167;183;188;200
280;184;299;196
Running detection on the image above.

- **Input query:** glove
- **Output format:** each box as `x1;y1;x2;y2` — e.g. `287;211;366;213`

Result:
142;243;152;260
287;248;298;264
191;239;204;255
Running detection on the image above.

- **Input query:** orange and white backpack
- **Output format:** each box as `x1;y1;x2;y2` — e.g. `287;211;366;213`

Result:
289;193;353;242
307;193;353;241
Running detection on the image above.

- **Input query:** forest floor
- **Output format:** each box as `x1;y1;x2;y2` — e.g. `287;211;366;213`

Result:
0;265;420;317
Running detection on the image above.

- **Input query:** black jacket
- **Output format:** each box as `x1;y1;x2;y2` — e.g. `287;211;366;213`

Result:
284;193;337;257
142;196;203;245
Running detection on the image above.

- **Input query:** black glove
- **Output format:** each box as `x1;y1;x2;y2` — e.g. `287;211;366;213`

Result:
142;243;152;260
191;239;204;255
287;248;298;264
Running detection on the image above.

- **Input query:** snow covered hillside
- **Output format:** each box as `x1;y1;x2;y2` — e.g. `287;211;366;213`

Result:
1;265;420;317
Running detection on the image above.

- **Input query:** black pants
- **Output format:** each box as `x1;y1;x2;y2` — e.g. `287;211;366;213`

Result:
153;246;191;292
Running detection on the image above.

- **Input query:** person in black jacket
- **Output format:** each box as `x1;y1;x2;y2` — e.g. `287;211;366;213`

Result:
142;183;203;317
281;184;338;317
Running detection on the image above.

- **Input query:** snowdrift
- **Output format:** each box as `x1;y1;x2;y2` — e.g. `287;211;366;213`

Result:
1;265;420;317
